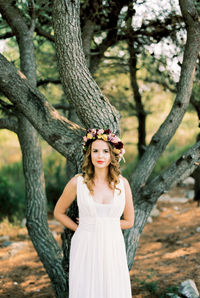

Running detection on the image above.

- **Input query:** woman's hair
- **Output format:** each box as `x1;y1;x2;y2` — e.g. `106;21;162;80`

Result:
82;142;121;194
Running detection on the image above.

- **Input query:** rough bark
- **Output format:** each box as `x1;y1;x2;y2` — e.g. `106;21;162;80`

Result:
17;117;68;297
0;1;68;296
82;19;95;68
0;54;83;161
0;117;18;133
52;0;120;132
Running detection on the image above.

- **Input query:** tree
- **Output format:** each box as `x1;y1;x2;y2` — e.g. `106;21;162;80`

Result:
0;0;200;297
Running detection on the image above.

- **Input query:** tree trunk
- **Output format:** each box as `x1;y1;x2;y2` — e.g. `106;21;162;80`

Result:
0;1;68;296
128;43;147;158
18;117;68;297
52;0;120;132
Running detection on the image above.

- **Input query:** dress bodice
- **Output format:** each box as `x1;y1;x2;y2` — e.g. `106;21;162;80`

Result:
76;175;125;220
94;202;112;217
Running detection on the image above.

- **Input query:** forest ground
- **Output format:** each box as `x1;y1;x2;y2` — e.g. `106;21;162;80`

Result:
0;183;200;298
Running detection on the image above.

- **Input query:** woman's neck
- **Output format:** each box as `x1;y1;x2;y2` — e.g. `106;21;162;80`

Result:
93;168;109;182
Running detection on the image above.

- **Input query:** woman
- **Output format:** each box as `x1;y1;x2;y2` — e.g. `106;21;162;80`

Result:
54;128;134;298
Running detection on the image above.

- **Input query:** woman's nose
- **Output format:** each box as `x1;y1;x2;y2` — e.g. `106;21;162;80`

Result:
98;151;103;157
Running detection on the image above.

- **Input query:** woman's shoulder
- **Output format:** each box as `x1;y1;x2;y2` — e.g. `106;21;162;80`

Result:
119;175;130;187
67;173;83;187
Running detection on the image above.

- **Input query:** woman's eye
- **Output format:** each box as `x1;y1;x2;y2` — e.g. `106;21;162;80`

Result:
104;150;109;153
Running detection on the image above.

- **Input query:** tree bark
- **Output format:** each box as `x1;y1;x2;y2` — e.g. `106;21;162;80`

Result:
0;1;68;296
52;0;120;132
0;53;84;161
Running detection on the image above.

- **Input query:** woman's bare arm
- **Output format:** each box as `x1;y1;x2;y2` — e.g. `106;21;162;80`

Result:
120;177;134;230
54;176;78;231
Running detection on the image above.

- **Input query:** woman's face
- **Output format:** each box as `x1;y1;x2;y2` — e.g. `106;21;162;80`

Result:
91;140;111;168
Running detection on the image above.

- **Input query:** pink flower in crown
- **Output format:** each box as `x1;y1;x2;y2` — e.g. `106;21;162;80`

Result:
83;136;87;142
90;129;96;135
97;129;104;135
111;136;121;143
121;148;125;155
107;133;113;142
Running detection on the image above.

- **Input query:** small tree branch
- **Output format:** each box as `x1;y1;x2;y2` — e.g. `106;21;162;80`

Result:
0;116;18;133
35;26;54;42
37;78;61;87
53;103;70;111
28;0;36;32
190;94;200;120
0;31;14;39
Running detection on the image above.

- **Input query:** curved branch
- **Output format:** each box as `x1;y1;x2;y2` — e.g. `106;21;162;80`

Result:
0;31;14;39
131;0;200;197
0;0;36;84
190;94;200;120
53;103;70;111
0;54;84;160
35;26;55;42
37;78;61;87
0;117;18;133
0;98;14;111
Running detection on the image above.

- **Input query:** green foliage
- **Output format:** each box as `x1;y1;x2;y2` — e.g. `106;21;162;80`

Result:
136;274;179;297
0;152;66;221
43;152;66;210
151;142;193;178
0;163;25;221
140;279;159;295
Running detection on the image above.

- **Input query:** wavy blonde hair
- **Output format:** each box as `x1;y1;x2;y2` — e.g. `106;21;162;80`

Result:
82;141;121;194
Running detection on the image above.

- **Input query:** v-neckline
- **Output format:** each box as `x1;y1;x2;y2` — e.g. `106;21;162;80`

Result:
90;188;116;205
81;176;120;206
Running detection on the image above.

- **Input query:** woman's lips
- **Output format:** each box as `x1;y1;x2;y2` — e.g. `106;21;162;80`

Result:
97;161;104;164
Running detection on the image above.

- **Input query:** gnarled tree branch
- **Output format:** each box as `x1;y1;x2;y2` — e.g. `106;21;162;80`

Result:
0;54;83;161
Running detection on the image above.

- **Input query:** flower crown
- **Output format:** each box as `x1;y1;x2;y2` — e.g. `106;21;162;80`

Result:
82;128;125;161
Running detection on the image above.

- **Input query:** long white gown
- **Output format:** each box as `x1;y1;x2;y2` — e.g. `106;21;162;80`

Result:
69;175;132;298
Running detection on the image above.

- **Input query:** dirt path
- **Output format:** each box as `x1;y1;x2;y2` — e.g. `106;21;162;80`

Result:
0;187;200;297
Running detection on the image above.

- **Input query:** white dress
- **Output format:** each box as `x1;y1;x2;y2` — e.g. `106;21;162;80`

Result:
69;175;132;298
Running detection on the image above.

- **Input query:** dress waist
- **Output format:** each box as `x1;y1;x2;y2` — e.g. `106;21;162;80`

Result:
78;216;120;232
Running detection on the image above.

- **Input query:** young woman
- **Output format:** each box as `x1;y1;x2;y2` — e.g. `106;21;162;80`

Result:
54;128;134;298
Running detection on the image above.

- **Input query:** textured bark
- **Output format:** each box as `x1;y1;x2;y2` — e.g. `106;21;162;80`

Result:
0;117;18;133
52;0;120;132
82;19;95;68
0;1;68;296
0;54;83;161
18;117;68;297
